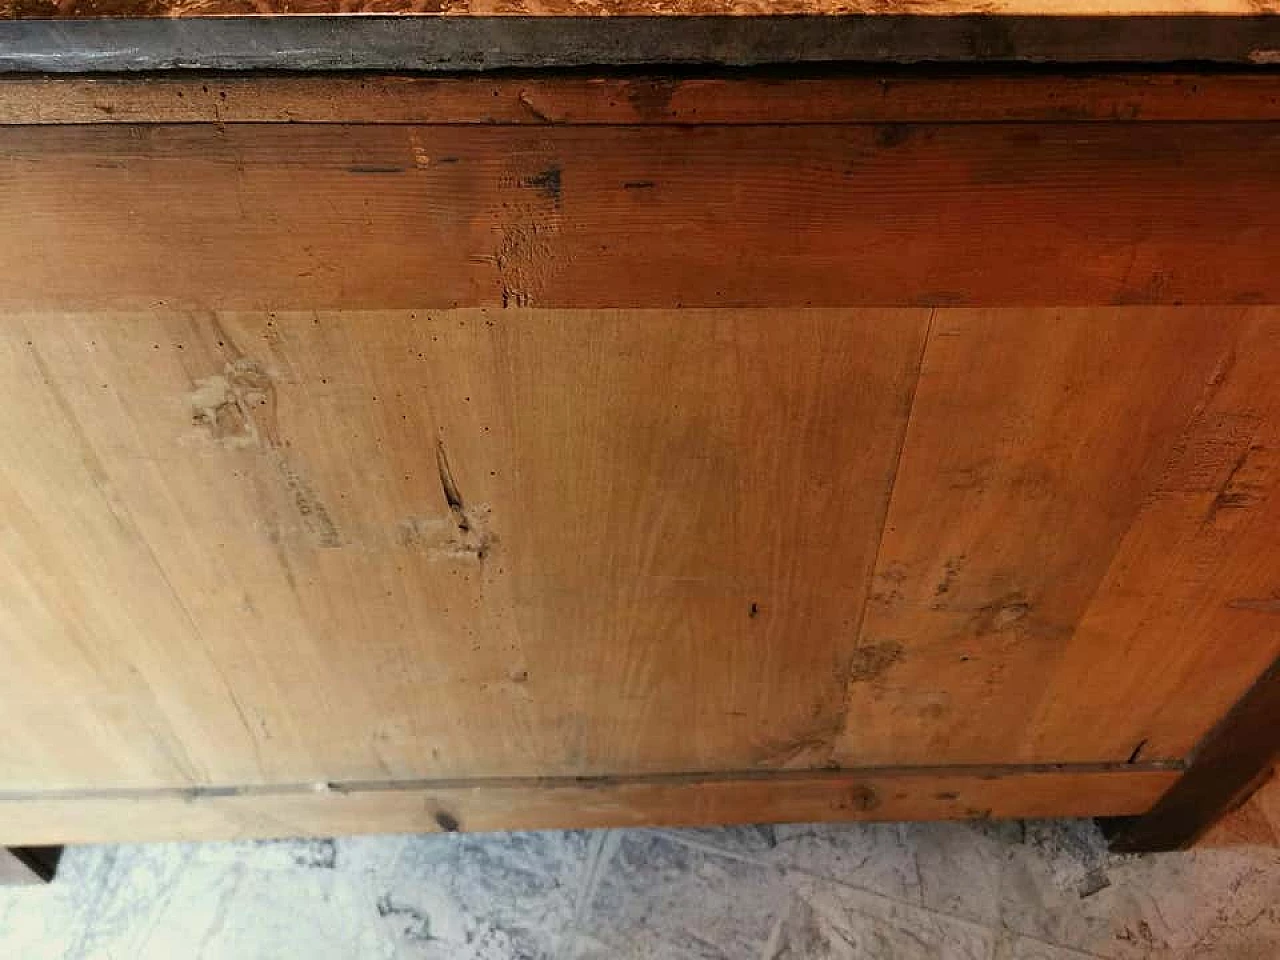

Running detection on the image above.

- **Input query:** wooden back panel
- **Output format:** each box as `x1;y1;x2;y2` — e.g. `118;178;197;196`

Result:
0;73;1277;840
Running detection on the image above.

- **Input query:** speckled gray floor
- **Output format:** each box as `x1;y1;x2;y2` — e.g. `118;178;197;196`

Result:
1;820;1277;959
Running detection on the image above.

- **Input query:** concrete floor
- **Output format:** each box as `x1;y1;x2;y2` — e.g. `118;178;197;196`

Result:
0;819;1276;959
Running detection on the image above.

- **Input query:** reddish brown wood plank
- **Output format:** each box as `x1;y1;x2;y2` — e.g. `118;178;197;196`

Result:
3;123;1280;312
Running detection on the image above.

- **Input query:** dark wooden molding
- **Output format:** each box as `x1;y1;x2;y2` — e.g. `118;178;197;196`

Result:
0;846;63;885
0;765;1177;845
1104;656;1280;853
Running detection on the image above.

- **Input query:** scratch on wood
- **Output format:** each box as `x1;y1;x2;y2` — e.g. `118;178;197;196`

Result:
846;783;881;812
492;219;553;309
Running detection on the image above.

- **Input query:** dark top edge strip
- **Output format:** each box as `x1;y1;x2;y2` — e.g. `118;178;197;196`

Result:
3;15;1280;72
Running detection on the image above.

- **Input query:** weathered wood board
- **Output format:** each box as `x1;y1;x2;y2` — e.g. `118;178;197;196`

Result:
0;769;1180;846
0;73;1278;842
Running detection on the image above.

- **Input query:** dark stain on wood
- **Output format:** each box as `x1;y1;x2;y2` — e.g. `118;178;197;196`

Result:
432;438;496;561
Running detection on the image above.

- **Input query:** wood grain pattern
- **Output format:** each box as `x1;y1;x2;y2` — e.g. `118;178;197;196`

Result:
0;847;59;885
0;767;1180;846
4;123;1280;312
0;307;925;790
1029;314;1280;763
9;73;1280;125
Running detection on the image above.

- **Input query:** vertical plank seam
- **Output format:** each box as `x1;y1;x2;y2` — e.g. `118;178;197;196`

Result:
826;306;937;765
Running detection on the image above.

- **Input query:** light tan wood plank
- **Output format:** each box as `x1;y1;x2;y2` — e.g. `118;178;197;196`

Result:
1198;769;1280;847
1028;313;1280;763
0;307;926;790
8;73;1280;126
0;767;1180;846
835;307;1258;766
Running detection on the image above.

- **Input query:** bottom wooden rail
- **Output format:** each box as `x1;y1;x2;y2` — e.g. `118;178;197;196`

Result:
0;765;1179;846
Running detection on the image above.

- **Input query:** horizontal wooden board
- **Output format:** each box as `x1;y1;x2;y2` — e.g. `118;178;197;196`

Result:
2;0;1279;18
9;73;1280;125
4;122;1280;311
0;308;925;790
0;766;1181;846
